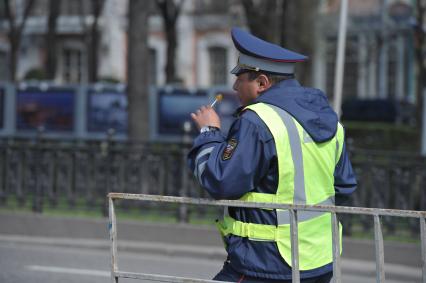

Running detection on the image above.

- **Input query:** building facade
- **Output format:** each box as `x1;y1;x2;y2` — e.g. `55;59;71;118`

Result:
314;0;417;103
0;0;242;89
0;0;421;103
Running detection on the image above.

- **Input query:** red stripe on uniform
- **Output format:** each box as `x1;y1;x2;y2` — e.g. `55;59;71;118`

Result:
237;275;245;283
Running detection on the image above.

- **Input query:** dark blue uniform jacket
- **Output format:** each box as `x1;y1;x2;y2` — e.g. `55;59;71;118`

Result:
188;79;357;280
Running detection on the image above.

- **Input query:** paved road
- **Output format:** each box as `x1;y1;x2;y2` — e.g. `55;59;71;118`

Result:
0;240;421;283
0;241;218;283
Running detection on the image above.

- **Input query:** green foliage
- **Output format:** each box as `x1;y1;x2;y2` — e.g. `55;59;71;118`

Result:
98;76;122;84
24;68;47;80
343;122;420;152
0;195;216;225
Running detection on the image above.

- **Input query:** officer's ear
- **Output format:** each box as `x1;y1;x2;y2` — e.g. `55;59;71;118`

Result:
256;74;272;92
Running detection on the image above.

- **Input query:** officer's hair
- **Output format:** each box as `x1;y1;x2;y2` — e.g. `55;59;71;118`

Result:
247;71;295;85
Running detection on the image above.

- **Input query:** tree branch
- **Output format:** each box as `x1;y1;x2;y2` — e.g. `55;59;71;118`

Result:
4;0;16;37
155;0;183;26
155;0;168;21
17;0;36;36
174;0;184;20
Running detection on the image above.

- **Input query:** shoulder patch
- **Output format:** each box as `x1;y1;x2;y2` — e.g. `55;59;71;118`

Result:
222;138;238;161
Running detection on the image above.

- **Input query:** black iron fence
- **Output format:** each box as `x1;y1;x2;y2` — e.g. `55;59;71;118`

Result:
0;138;425;237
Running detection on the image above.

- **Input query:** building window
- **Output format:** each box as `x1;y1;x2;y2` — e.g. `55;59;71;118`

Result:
62;48;83;83
209;47;227;85
149;48;157;86
0;1;5;18
30;0;49;16
61;0;84;15
194;0;229;14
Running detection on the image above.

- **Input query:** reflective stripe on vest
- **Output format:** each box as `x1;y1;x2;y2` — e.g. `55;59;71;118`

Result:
217;102;345;271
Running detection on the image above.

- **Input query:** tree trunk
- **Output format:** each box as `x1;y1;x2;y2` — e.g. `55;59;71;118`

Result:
88;0;104;82
280;0;289;45
9;36;18;82
165;22;177;83
415;0;425;143
155;0;184;84
45;0;60;80
241;0;317;85
241;0;279;43
88;19;99;82
292;0;318;86
4;0;37;82
127;0;151;141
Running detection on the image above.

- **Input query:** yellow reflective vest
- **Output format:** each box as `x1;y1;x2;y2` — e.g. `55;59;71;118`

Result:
217;102;345;270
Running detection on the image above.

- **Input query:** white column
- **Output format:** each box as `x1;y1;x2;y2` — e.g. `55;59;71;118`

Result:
313;35;326;91
227;46;238;89
367;34;377;98
357;34;367;99
378;0;389;99
313;1;327;91
149;37;166;86
98;0;127;81
176;2;194;87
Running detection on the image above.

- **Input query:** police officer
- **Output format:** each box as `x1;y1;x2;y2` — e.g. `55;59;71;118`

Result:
188;27;357;283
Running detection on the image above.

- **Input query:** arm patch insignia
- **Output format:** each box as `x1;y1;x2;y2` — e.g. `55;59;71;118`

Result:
222;138;238;161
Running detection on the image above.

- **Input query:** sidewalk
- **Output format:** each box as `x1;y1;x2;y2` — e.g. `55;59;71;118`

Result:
0;211;422;267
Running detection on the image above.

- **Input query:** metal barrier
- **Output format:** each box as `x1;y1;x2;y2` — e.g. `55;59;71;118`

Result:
108;193;426;283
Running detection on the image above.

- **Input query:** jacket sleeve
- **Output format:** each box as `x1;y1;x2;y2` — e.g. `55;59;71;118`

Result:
334;141;357;205
187;116;271;200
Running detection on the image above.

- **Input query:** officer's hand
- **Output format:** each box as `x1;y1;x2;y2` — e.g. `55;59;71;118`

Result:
190;106;221;130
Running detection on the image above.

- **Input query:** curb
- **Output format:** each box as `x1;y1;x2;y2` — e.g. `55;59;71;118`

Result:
0;234;227;260
0;212;422;267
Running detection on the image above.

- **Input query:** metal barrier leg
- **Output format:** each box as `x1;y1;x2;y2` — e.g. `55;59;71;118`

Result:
421;217;426;283
331;212;341;283
289;209;300;283
374;215;385;283
109;197;119;283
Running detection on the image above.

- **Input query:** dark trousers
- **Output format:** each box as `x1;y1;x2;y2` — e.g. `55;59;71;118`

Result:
213;262;333;283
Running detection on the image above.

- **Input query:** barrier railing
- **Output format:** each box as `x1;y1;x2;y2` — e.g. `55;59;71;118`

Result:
108;193;426;283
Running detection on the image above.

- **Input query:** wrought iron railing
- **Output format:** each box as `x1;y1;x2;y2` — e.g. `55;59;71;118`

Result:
0;139;425;237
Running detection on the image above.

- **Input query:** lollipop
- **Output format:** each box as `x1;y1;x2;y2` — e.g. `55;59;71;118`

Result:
210;94;223;108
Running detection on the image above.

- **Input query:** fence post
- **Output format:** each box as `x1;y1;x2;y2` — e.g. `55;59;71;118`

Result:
178;122;192;223
102;129;115;217
68;149;76;208
18;143;25;206
32;126;44;213
0;141;6;205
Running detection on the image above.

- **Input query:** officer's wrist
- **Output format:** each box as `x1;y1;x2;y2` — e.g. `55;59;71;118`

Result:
200;126;220;133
